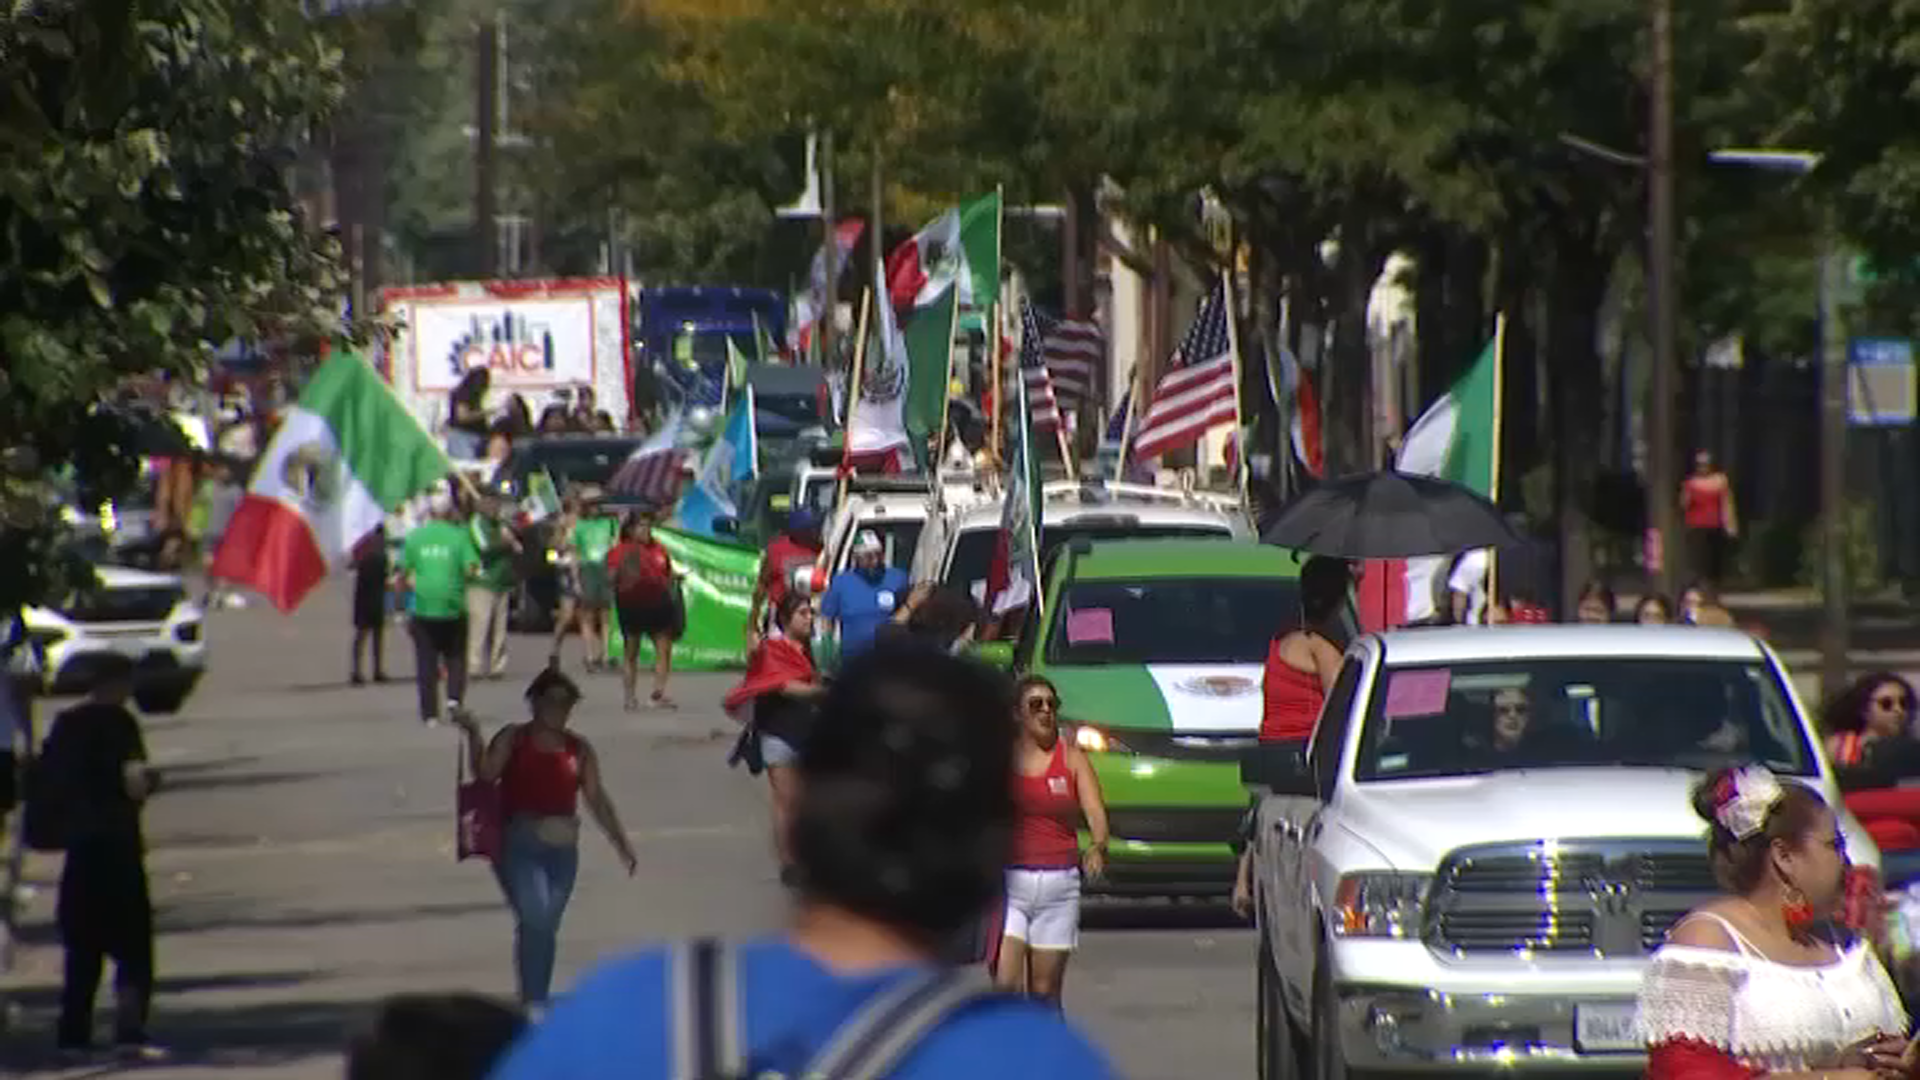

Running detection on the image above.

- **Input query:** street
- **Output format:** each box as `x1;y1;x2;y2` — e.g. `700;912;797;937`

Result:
1;586;1253;1079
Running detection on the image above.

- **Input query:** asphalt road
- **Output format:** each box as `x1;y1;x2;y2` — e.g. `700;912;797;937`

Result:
0;585;1253;1079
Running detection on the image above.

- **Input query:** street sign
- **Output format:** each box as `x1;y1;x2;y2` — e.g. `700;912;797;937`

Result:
1847;337;1917;426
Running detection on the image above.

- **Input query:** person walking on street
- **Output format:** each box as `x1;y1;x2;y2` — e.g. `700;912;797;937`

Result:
351;526;391;685
747;508;823;645
545;494;585;668
399;492;480;724
819;530;910;665
490;644;1115;1080
469;497;523;680
554;492;617;674
452;668;637;1010
723;594;825;883
36;656;164;1060
1680;449;1739;588
608;514;682;711
995;675;1109;1007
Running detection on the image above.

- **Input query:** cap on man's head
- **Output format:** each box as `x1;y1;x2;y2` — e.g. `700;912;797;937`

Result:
787;508;820;534
427;489;457;516
853;529;883;553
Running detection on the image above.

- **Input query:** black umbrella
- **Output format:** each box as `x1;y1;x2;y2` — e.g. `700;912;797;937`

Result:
1259;469;1522;558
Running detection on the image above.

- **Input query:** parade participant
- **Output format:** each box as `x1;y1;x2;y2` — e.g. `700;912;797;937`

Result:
1636;592;1675;625
1637;766;1910;1079
399;491;481;724
995;675;1109;1007
748;508;823;644
568;490;619;674
724;593;824;883
1259;555;1348;744
491;645;1115;1079
469;497;523;680
608;513;682;711
819;530;910;663
1681;449;1739;589
447;369;492;460
453;667;637;1010
347;993;526;1080
350;526;391;685
35;656;164;1059
545;494;586;669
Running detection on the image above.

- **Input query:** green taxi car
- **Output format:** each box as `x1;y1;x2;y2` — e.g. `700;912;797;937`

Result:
1005;538;1321;896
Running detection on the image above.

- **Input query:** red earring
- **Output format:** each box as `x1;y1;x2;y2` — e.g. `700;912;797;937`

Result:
1782;886;1816;936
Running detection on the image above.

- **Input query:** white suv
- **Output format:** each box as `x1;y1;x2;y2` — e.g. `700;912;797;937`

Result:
21;566;208;714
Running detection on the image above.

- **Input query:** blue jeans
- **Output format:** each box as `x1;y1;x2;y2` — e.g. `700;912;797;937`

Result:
492;817;580;1005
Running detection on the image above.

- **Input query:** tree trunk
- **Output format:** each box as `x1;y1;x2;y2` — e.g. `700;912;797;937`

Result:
1322;215;1389;474
1543;232;1613;612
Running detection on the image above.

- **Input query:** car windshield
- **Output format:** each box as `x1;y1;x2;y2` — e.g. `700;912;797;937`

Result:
494;440;642;496
1353;657;1818;781
849;519;923;572
944;522;1233;598
1045;577;1301;665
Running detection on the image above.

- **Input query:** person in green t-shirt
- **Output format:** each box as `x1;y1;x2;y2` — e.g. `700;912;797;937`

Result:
399;491;482;724
550;489;619;673
467;497;524;680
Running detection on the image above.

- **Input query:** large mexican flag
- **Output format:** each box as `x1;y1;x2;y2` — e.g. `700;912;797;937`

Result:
211;353;450;612
1396;329;1502;622
886;191;1001;312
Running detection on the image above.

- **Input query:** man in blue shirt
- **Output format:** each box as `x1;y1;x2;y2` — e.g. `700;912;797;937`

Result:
819;530;910;661
489;645;1113;1080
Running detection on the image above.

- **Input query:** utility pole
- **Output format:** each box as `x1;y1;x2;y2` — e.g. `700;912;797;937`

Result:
473;16;499;277
1818;221;1850;695
818;131;837;367
1647;0;1680;596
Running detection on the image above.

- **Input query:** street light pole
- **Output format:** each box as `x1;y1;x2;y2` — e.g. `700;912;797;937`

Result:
1647;0;1680;597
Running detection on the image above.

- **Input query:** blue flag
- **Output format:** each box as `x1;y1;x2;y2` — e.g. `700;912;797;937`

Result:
674;387;759;539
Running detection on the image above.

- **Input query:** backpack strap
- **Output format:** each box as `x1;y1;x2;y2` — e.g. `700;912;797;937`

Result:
670;937;746;1080
804;968;1004;1080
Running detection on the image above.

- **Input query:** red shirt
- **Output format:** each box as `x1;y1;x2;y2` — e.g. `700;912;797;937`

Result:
1262;641;1326;743
499;729;582;818
759;534;822;608
607;540;672;604
1010;741;1081;868
1682;475;1729;530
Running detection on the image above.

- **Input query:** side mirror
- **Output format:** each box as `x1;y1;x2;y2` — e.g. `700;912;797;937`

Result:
971;640;1016;669
711;515;738;537
1241;743;1318;798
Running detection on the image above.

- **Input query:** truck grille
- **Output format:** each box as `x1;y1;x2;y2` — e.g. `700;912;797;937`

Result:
1426;841;1714;958
63;585;185;624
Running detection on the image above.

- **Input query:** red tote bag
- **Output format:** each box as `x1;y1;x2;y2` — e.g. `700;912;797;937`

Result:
456;749;502;862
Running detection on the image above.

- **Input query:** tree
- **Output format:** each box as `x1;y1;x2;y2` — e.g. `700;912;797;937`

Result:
0;0;348;613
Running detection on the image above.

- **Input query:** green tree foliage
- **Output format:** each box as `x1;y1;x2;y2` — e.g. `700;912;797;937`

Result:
0;0;347;612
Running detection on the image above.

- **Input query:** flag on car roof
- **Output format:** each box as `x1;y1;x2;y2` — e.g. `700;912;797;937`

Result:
1132;280;1236;459
986;374;1043;615
886;192;1001;312
607;410;691;508
1038;311;1101;411
210;352;450;612
674;388;758;539
1016;297;1064;431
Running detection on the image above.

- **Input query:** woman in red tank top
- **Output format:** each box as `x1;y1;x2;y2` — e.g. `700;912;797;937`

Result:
994;675;1109;1006
1259;557;1349;744
1679;449;1738;587
452;667;639;1008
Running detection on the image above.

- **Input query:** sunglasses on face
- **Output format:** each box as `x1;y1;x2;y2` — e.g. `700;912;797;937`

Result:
1875;694;1912;712
1023;696;1060;712
1494;702;1529;716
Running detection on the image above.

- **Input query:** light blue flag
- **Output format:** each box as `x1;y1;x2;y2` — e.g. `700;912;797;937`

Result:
673;386;759;539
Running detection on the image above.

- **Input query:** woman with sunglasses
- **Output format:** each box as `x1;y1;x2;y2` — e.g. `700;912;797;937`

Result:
995;675;1110;1006
453;667;638;1009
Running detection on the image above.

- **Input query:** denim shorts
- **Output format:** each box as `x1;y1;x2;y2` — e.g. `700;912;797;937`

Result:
760;733;800;767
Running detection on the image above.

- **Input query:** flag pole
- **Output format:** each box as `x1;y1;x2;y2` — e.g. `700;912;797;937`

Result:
1487;312;1508;620
835;288;874;513
1113;366;1138;482
1222;269;1250;505
988;301;1004;470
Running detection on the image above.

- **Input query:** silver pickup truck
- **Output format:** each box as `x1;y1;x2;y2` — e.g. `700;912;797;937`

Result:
1242;625;1877;1079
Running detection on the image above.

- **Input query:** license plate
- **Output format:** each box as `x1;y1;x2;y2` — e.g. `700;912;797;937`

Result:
1573;1002;1639;1053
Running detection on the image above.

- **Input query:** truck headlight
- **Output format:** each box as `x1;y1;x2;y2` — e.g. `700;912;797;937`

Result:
1071;723;1129;754
1332;872;1430;939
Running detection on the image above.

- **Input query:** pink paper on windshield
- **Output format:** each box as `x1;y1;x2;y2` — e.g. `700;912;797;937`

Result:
1383;669;1451;719
1065;608;1115;644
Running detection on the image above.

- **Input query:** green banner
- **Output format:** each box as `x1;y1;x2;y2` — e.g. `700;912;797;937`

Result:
606;525;760;670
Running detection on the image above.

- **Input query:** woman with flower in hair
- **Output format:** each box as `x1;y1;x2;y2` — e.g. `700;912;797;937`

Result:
1636;765;1913;1080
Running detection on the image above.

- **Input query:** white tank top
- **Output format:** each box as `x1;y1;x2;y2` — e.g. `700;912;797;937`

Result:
1635;912;1908;1072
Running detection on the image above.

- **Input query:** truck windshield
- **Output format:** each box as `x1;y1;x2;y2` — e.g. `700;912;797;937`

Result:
1045;577;1301;666
1353;658;1818;781
944;522;1233;598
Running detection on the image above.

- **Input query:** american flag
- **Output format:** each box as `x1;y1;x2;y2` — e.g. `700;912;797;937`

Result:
1016;298;1063;431
606;412;692;506
1131;280;1236;460
1037;312;1102;410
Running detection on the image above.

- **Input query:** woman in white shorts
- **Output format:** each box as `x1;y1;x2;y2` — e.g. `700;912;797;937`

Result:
996;675;1110;1004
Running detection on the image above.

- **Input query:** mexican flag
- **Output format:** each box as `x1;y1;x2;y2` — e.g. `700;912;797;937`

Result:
845;262;916;468
902;283;960;452
1396;327;1503;622
211;352;452;612
886;191;1001;312
986;374;1043;615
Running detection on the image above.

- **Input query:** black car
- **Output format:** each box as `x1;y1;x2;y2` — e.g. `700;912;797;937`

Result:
489;435;654;633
